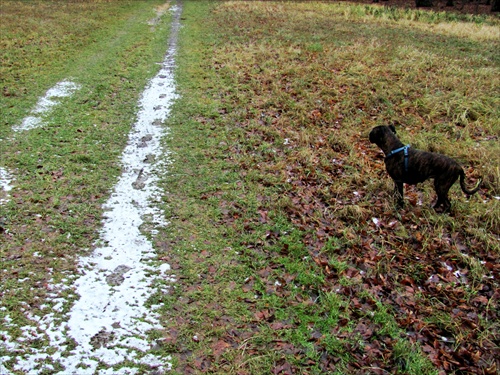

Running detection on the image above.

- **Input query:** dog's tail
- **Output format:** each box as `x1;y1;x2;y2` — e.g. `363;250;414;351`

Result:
460;169;482;196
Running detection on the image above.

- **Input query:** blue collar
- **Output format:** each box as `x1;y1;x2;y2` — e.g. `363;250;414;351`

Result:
385;145;410;172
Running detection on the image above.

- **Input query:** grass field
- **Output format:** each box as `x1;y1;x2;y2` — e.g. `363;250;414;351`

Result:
158;1;499;374
1;0;499;374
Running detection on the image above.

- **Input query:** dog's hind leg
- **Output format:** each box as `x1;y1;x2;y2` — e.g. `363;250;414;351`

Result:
433;175;457;212
394;180;404;207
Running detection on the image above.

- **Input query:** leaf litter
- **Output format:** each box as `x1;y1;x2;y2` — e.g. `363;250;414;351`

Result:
161;2;499;374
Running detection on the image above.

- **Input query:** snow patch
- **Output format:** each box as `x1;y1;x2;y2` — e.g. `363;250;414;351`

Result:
13;80;81;132
0;167;13;192
0;167;14;206
0;167;13;206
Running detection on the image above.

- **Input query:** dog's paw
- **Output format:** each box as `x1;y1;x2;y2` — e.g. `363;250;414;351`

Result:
395;199;405;209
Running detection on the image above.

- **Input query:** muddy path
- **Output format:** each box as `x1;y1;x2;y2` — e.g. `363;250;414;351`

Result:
1;2;182;374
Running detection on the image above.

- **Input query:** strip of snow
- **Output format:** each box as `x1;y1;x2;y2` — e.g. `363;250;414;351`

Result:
0;167;13;192
12;80;81;132
2;3;182;374
0;167;14;205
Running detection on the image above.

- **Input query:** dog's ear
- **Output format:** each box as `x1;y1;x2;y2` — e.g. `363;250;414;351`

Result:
389;125;396;134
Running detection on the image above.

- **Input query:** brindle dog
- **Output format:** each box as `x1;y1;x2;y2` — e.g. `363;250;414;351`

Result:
369;125;481;212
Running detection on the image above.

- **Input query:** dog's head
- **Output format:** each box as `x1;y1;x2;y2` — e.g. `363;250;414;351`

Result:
369;125;397;145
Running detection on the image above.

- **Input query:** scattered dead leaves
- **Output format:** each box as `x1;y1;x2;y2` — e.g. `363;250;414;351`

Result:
161;1;499;373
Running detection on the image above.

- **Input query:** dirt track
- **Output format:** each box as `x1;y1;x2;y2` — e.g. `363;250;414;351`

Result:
0;2;182;374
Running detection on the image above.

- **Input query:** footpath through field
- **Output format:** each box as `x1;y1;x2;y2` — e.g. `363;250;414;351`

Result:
1;2;182;374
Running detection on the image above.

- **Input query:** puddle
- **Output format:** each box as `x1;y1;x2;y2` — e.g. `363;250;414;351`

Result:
12;80;81;132
1;2;182;374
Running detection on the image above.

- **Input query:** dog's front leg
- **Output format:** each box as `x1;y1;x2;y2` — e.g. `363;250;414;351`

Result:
394;180;404;207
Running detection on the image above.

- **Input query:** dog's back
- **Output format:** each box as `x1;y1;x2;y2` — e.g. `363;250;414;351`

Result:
369;125;481;212
388;148;462;185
